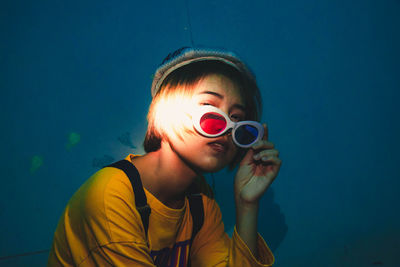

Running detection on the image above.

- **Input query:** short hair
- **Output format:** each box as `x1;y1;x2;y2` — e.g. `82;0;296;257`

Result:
143;60;262;170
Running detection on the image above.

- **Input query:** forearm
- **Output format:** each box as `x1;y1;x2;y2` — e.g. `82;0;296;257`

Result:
235;200;259;259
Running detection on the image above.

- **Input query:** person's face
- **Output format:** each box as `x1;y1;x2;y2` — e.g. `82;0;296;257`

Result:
166;73;246;173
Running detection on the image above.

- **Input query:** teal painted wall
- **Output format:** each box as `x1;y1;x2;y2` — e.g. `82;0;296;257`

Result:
1;0;399;266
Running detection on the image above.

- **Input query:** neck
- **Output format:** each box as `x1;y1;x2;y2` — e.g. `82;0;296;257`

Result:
131;142;201;209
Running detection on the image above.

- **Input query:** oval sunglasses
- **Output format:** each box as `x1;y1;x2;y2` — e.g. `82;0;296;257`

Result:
192;105;264;148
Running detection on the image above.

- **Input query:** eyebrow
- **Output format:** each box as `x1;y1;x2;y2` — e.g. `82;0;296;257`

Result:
199;90;223;99
199;91;246;113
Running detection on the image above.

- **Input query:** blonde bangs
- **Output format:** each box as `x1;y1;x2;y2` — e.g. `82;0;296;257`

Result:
147;82;198;143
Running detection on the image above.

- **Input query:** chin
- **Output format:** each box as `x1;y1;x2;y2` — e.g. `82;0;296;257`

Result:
198;157;230;173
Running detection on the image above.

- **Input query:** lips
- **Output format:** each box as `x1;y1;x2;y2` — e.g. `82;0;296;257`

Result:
208;140;229;153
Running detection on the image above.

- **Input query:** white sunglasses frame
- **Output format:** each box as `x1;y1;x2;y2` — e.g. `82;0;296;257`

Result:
192;105;264;148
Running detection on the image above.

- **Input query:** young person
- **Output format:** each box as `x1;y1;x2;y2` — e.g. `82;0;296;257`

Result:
48;47;281;266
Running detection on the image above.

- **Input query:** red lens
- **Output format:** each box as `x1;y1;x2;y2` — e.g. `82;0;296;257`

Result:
200;112;227;135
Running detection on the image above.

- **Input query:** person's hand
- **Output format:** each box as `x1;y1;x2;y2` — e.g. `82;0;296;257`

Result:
234;124;282;204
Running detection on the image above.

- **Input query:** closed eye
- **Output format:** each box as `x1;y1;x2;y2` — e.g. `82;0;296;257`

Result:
199;102;216;107
200;103;244;121
230;114;244;122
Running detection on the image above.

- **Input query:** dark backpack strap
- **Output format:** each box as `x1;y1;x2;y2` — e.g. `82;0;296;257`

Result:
106;160;151;239
186;183;204;267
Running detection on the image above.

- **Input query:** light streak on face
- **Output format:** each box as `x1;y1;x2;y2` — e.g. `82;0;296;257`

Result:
151;74;246;172
152;86;198;141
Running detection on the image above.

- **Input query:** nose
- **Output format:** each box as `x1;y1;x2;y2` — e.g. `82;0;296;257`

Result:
222;129;233;141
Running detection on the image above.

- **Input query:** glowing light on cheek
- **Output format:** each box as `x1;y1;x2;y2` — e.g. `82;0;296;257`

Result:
153;93;196;139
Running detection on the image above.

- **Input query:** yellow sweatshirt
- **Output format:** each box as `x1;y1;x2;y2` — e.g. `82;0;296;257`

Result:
48;155;274;266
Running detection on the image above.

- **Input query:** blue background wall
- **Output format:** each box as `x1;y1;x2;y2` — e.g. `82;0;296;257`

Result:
1;0;399;266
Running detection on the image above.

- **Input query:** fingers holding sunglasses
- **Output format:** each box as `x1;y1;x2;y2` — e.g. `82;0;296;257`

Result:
251;139;275;151
253;149;279;161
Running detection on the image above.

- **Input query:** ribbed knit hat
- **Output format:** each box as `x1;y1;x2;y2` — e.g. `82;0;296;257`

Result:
151;46;259;97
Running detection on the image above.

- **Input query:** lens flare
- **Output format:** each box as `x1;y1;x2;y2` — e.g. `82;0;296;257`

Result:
152;88;195;140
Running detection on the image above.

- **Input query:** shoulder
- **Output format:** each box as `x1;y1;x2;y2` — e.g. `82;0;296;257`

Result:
66;167;135;225
71;166;134;210
66;165;145;242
